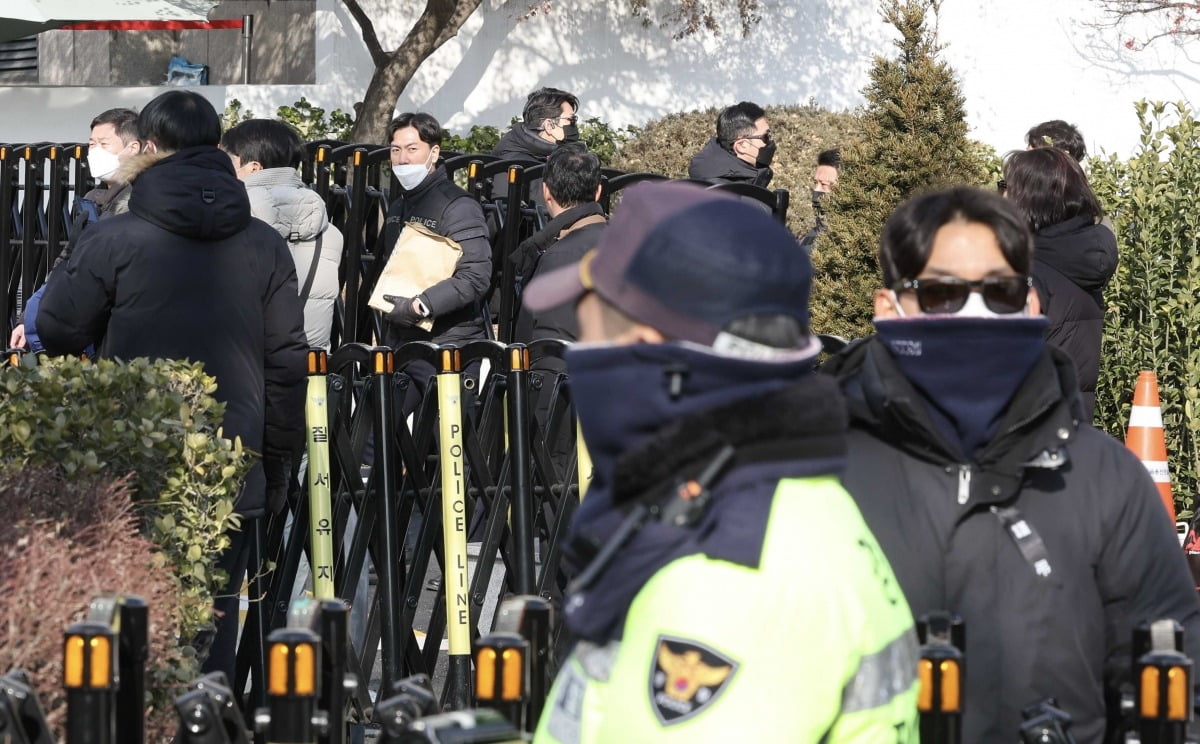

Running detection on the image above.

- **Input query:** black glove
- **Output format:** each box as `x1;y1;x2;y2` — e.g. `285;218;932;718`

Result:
383;294;423;327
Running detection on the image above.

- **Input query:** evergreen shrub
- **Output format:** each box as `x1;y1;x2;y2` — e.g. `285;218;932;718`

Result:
1088;101;1200;510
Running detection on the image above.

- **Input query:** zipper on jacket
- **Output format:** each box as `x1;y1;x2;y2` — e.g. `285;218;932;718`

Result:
957;465;971;505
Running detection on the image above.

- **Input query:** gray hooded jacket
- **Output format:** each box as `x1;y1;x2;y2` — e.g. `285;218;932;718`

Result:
244;168;343;349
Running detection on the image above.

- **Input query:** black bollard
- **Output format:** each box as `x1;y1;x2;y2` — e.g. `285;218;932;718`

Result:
63;621;117;744
494;595;553;729
474;632;528;731
0;670;54;744
916;612;964;744
504;344;536;596
254;628;324;744
116;596;148;744
372;347;405;695
1134;619;1191;744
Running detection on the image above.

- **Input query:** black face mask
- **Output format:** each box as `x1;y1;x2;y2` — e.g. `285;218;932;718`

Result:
560;124;581;143
755;141;777;169
811;190;826;214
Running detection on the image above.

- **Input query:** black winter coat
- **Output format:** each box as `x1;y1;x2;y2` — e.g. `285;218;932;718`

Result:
824;337;1200;744
513;205;606;344
38;147;309;517
1033;215;1118;422
490;125;557;202
382;167;492;347
687;138;772;187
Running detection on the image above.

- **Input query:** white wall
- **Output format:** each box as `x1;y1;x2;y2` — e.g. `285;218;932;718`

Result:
0;0;1197;158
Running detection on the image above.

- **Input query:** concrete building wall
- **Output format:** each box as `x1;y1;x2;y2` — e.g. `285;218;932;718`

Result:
0;0;1196;159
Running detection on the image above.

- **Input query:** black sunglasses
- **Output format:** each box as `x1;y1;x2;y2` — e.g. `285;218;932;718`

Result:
892;275;1032;315
743;131;772;145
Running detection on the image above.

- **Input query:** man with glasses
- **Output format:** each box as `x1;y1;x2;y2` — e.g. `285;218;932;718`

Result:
492;87;581;201
823;186;1200;744
687;101;776;187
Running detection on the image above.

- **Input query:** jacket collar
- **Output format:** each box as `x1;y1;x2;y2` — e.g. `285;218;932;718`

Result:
826;337;1082;506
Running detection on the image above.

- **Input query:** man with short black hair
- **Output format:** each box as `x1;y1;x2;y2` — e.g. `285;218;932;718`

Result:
492;87;581;200
38;89;310;683
527;182;918;742
383;111;492;411
800;147;841;253
514;143;605;344
687;101;775;187
1025;119;1087;163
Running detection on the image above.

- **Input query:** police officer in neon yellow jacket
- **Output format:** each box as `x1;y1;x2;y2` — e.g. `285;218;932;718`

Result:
521;182;919;743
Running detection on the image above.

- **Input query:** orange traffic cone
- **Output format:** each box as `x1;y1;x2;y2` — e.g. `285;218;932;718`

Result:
1125;370;1176;523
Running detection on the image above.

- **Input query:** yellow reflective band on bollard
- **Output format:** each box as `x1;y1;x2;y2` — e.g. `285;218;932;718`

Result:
64;636;86;688
468;162;478;179
75;145;83;159
1141;666;1161;718
293;643;316;696
508;167;518;184
917;659;933;712
269;644;291;696
354;150;362;166
476;648;498;700
373;349;393;375
316;147;326;163
89;636;111;688
939;659;960;713
501;647;524;701
1168;666;1190;720
49;147;57;161
306;371;336;598
438;366;471;657
576;420;592;501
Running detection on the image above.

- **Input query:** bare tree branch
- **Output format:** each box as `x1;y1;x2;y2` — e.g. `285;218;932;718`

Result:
1095;0;1200;47
340;0;389;68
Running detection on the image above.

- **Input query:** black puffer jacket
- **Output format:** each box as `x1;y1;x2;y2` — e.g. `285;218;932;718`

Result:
38;147;309;517
687;138;772;187
382;166;492;347
490;125;557;201
1033;215;1118;422
823;337;1200;744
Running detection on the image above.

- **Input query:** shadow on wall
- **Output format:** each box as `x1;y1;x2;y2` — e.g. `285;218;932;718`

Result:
397;0;891;131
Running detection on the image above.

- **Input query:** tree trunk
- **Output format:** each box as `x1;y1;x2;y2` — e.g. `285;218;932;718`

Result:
346;0;483;144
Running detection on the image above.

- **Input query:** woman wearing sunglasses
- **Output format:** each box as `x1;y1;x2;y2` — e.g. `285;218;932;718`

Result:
1002;147;1117;423
823;187;1200;744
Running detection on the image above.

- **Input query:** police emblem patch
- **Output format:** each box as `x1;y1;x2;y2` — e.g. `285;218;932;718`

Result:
649;636;738;725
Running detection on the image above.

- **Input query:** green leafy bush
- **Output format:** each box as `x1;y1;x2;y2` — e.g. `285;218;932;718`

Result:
0;356;249;641
814;0;988;341
444;122;505;155
611;101;861;239
1088;100;1200;510
277;96;355;141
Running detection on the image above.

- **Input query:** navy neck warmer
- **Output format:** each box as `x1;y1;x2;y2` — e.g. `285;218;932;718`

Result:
564;341;817;529
561;341;822;642
873;316;1048;459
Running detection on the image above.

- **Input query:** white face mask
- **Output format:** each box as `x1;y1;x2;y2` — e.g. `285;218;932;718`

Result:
87;147;121;181
891;289;1029;319
391;148;436;191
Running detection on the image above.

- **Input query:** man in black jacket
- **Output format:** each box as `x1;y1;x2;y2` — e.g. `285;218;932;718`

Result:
491;87;580;201
513;143;606;345
382;112;492;412
37;90;309;682
687;101;775;187
823;186;1200;744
